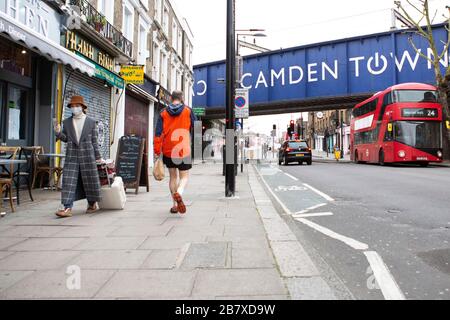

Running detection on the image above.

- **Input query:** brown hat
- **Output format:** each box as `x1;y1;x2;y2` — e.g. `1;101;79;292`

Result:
67;95;87;109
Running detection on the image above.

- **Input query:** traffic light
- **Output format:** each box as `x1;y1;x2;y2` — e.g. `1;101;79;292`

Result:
289;120;295;138
273;124;277;130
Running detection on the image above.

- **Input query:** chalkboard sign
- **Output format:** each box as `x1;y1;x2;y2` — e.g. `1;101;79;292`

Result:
116;135;148;194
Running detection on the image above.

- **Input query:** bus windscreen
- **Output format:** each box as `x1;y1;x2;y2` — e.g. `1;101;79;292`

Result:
393;90;438;103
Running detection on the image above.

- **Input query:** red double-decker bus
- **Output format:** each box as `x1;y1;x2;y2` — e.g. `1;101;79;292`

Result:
350;83;443;166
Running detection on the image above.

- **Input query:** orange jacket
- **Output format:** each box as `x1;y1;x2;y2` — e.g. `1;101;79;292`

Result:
154;104;196;159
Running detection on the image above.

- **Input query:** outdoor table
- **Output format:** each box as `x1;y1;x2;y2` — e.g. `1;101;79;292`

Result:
0;159;27;216
37;154;65;190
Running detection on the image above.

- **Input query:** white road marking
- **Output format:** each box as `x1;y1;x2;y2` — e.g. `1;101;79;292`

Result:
303;183;335;202
295;203;327;214
295;218;369;250
364;251;406;300
284;173;299;181
255;167;294;215
292;212;334;218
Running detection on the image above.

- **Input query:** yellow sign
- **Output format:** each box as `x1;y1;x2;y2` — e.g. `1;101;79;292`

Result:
388;123;393;132
120;65;145;85
446;120;450;130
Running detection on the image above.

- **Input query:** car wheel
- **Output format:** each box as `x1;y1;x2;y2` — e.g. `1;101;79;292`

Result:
307;161;312;166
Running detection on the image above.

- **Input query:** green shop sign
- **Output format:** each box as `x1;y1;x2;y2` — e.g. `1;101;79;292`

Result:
76;52;125;89
94;64;125;89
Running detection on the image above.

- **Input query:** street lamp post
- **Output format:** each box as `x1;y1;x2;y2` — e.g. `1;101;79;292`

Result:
225;0;236;197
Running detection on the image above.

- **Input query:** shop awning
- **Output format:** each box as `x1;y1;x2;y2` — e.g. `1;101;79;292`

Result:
0;11;96;77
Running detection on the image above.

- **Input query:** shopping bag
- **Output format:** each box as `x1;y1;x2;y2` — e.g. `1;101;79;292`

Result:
153;157;165;181
99;177;127;210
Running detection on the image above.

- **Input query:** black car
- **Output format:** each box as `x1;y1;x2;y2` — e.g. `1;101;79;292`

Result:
278;140;312;165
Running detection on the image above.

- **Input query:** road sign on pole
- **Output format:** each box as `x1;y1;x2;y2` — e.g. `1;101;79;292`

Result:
235;88;249;119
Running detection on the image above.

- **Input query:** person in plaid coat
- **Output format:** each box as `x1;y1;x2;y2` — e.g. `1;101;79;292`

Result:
54;96;103;218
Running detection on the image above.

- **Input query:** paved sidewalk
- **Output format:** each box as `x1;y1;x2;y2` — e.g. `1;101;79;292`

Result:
312;150;351;163
0;163;297;300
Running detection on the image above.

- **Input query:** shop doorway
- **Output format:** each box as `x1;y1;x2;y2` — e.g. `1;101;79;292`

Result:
125;93;149;143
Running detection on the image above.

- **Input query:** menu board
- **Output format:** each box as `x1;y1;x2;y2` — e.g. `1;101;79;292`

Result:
115;135;147;194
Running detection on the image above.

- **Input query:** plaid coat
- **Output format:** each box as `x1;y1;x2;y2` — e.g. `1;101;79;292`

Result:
56;116;101;204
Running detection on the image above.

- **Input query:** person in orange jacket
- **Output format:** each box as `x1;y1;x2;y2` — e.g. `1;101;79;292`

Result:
154;90;196;214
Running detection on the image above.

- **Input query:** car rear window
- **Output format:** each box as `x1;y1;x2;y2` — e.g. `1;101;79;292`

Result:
288;142;308;148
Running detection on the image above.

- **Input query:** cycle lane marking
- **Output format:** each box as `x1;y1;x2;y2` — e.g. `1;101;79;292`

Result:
256;165;405;300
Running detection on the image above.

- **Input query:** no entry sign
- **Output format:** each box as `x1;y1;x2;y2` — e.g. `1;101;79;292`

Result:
235;88;249;119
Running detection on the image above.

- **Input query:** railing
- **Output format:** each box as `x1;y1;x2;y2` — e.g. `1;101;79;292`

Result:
68;0;133;58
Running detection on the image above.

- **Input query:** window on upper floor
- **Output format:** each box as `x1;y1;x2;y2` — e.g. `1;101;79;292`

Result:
162;6;169;35
178;30;183;55
97;0;114;24
138;21;148;65
172;23;178;50
155;0;162;23
122;2;134;42
152;43;160;81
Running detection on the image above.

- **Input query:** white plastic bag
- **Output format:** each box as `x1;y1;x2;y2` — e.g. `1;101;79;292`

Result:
99;177;127;210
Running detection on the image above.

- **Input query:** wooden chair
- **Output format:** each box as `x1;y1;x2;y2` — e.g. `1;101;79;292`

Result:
33;147;63;189
0;146;20;212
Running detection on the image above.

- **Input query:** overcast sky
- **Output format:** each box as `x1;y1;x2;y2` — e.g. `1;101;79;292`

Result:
174;0;449;135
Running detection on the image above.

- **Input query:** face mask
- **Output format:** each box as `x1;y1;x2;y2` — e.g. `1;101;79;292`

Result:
72;106;83;116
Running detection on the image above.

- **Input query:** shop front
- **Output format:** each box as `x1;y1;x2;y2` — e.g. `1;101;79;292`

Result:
0;1;95;150
62;30;125;159
124;76;158;166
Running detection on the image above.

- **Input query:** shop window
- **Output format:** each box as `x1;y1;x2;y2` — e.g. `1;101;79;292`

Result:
0;38;31;77
7;86;27;141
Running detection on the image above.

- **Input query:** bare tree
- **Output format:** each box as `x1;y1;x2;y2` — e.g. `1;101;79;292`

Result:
395;0;450;146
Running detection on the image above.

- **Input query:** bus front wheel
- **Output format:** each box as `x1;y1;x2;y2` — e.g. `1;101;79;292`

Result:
354;151;361;164
379;150;386;166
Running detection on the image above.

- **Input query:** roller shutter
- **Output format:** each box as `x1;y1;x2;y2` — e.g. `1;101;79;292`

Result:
63;66;112;158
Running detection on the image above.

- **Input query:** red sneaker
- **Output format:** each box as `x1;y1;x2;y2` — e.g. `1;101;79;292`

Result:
172;192;186;214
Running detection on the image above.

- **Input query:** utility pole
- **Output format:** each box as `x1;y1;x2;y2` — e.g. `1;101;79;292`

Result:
225;0;236;197
340;110;344;159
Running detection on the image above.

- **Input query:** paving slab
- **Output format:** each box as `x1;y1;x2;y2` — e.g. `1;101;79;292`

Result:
0;251;15;260
6;238;86;252
168;225;224;239
73;237;146;251
52;226;119;238
138;235;206;250
0;270;34;292
192;269;287;297
111;217;167;226
0;238;26;250
286;277;337;300
0;226;68;238
0;251;81;271
108;225;173;237
0;269;115;299
69;250;151;269
181;242;229;270
95;270;196;299
141;249;180;269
